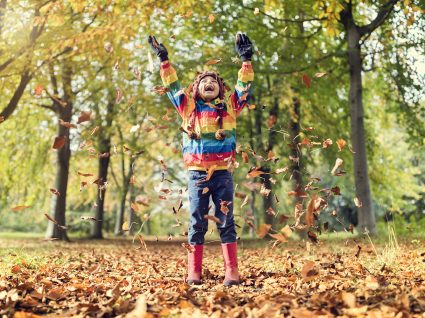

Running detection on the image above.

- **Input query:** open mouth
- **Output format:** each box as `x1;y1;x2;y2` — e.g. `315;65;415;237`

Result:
204;85;214;92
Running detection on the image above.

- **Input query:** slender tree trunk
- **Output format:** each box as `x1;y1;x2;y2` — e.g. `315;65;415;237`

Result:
346;25;376;235
91;98;114;239
45;63;73;241
91;140;111;238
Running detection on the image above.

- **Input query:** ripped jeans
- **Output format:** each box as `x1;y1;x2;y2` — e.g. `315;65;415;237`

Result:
187;170;237;245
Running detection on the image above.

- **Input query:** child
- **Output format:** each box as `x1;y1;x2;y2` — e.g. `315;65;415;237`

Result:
148;33;254;286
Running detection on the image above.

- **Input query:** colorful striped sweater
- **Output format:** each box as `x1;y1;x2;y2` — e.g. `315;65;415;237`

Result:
160;61;254;171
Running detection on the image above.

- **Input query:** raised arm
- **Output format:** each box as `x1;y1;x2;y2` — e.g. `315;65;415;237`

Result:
230;33;254;117
148;35;188;117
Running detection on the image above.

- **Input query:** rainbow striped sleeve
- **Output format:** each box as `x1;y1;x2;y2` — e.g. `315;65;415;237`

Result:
231;62;254;116
160;62;188;117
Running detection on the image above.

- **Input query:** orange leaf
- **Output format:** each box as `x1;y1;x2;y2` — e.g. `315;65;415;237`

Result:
77;111;91;124
257;223;272;239
52;136;66;149
11;205;31;212
301;74;311;88
208;14;215;23
205;58;222;65
204;215;223;224
301;261;319;282
336;138;346;151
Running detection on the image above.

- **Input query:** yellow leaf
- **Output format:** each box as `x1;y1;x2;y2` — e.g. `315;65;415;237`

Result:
208;14;215;23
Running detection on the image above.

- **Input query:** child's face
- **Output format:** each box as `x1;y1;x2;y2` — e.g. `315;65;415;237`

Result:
198;75;220;102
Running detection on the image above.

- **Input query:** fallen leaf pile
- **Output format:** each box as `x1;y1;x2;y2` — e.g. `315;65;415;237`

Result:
0;238;424;317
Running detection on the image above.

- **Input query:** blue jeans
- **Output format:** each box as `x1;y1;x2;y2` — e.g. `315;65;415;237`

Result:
187;170;236;245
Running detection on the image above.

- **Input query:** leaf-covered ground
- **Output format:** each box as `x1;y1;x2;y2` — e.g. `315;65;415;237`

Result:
1;237;424;317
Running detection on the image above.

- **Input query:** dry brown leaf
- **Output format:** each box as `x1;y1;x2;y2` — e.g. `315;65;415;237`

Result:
206;165;218;181
205;58;222;65
354;197;362;207
331;158;343;175
204;215;223;224
52;136;66;149
11;205;31;212
336;138;346;151
49;188;60;196
208;14;215;23
241;151;249;163
257;223;271;239
322;138;333;148
77;111;91;124
301;74;311;88
301;261;319;282
59;119;77;129
202;187;209;194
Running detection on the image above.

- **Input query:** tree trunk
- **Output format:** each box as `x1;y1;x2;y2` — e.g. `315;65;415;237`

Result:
45;63;73;241
91;95;114;238
91;139;111;239
347;25;376;235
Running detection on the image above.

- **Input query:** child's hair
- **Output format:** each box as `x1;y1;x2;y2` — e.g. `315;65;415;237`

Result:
192;71;227;101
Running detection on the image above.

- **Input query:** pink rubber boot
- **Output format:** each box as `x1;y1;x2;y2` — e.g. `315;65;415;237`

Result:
187;244;203;285
221;242;240;286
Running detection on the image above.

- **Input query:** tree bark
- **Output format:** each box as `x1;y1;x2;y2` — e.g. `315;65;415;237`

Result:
45;62;73;241
346;24;376;235
340;2;380;235
91;94;114;238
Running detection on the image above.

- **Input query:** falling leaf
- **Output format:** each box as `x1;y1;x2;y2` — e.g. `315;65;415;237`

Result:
0;116;4;123
44;213;67;230
204;215;222;224
266;114;277;128
90;126;100;136
220;200;231;214
275;167;289;174
104;42;113;53
247;169;265;178
240;196;249;208
52;136;66;149
306;194;317;227
77;111;91;124
322;138;333;148
50;188;60;196
268;233;287;242
257;224;271;239
34;84;43;97
122;221;129;231
331;186;341;195
307;230;318;244
301;74;311;88
208;14;215;23
206;165;218;181
260;184;271;197
80;216;98;222
331;158;344;175
301;261;319;282
266;207;276;216
354;197;362;207
151;85;170;95
281;225;292;237
11;205;31;212
59;119;77;129
116;87;123;103
181;242;195;253
202;187;209;194
241;152;249;163
336;139;346;151
254;7;260;15
205;58;222;65
147;51;154;72
77;172;94;177
314;72;327;77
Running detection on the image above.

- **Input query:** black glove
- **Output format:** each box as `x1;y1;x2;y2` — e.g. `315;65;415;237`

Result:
148;35;168;62
235;32;253;62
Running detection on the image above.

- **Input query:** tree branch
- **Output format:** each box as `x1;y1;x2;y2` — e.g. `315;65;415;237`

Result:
358;0;400;36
